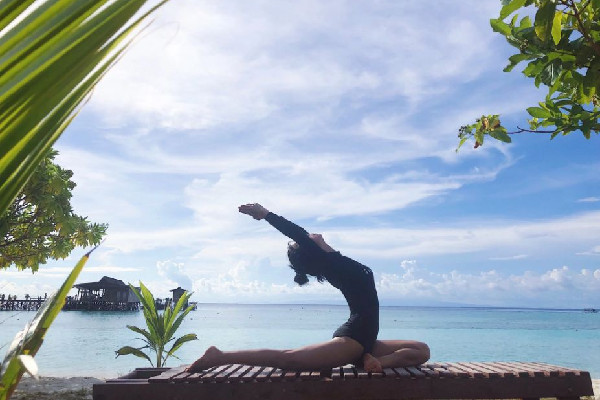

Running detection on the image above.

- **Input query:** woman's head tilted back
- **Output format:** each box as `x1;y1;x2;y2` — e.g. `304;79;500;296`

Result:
287;243;326;286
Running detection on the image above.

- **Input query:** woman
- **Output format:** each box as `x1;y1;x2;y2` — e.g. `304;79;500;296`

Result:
188;203;430;373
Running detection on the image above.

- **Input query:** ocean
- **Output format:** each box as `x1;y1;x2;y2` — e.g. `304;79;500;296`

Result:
0;304;598;378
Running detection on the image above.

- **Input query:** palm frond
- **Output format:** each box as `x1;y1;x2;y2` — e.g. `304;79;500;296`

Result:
0;0;170;216
0;248;94;399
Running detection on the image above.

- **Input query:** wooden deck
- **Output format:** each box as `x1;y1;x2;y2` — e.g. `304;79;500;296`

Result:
93;361;594;400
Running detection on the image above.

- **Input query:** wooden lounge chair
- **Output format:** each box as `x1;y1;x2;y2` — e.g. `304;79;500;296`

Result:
93;361;594;400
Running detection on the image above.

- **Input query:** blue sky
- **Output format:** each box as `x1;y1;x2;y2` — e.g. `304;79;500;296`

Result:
2;0;599;308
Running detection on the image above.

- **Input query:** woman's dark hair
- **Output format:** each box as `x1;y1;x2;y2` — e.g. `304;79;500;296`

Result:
287;243;326;286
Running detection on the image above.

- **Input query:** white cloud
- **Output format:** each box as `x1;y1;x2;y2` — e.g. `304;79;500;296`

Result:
88;1;502;131
376;261;600;307
156;260;193;290
489;254;528;261
577;245;600;256
577;197;600;203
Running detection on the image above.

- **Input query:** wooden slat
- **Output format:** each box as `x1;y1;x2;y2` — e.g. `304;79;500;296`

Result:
200;364;231;382
482;362;518;376
382;367;397;378
467;362;509;377
418;364;440;378
493;362;537;377
356;367;370;379
511;362;550;377
185;366;216;383
482;362;527;377
456;362;499;378
528;362;571;376
331;366;343;380
406;366;427;378
299;370;312;380
254;366;274;382
227;365;253;382
448;362;486;378
268;368;284;382
171;372;194;382
342;366;356;379
283;370;299;381
310;371;323;380
531;361;579;372
148;366;188;383
215;364;243;382
517;362;564;376
241;366;264;382
428;363;456;378
430;362;469;378
392;367;413;378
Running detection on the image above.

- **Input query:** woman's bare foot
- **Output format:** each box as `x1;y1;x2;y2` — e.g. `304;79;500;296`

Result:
187;346;224;372
362;353;383;373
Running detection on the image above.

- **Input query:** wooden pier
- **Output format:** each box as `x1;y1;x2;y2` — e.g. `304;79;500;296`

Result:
0;298;44;311
63;298;140;311
0;297;141;311
0;276;190;312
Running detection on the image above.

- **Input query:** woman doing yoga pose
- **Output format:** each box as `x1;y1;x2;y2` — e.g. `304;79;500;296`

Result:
188;203;430;373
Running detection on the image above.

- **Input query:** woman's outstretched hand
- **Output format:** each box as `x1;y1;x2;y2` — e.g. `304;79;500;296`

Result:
238;203;270;220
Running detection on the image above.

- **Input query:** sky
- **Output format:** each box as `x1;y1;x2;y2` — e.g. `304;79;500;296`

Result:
2;0;599;308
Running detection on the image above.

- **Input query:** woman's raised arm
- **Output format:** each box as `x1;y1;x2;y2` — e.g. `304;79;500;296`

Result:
238;203;319;251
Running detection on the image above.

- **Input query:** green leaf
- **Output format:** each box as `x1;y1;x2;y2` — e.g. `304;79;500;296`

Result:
474;130;484;146
539;58;562;87
489;128;512;143
0;249;94;399
527;106;552;118
522;59;545;78
166;334;198;358
115;346;153;366
551;11;562;45
490;19;511;36
520;16;532;29
500;0;527;19
0;0;170;220
455;136;468;152
504;53;534;72
126;325;153;344
534;0;556;42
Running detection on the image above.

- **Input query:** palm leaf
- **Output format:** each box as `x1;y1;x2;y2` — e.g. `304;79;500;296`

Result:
166;334;198;359
126;325;153;345
0;247;95;400
164;296;195;342
130;284;161;341
115;346;153;367
0;0;170;217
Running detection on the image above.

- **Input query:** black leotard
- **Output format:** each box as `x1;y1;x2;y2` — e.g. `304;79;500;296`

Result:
265;212;379;355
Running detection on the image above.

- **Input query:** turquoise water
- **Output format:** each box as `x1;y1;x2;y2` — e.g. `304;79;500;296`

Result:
0;305;598;378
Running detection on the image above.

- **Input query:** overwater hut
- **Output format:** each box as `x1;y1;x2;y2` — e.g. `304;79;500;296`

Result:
64;276;140;311
170;287;187;308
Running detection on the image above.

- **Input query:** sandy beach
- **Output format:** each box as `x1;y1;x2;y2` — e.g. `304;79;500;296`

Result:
7;376;599;400
10;376;103;400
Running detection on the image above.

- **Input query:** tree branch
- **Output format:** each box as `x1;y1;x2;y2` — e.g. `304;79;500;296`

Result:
569;0;600;57
507;126;558;134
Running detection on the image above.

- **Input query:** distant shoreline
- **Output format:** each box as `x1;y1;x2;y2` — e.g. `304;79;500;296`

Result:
1;303;598;312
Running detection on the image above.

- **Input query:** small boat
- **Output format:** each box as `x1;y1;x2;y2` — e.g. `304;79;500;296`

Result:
583;308;598;313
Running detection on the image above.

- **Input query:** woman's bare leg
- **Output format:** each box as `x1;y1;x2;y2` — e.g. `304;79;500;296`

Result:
370;340;430;370
188;337;363;372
